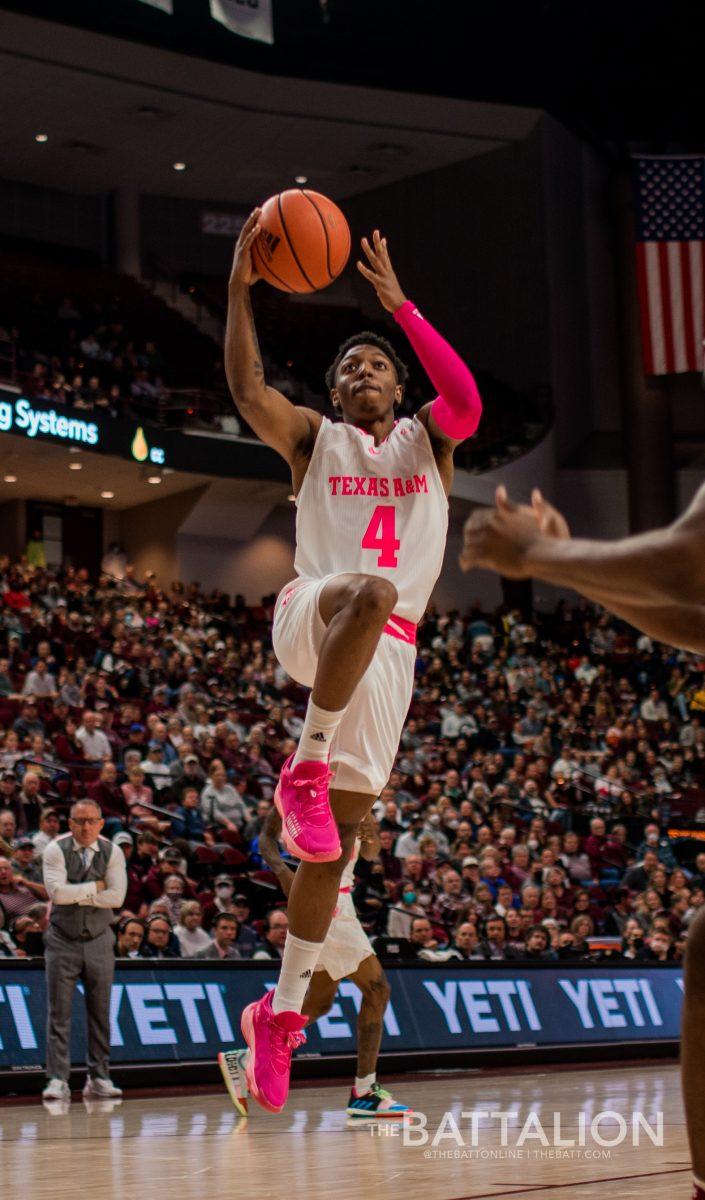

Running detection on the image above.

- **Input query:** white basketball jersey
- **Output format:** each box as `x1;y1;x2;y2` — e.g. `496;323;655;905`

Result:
294;417;448;624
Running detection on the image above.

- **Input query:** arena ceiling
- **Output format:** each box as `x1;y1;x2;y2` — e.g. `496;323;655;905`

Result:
0;434;213;510
1;0;704;159
0;9;539;205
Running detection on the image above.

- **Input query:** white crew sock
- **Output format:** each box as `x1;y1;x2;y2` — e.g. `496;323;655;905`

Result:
354;1073;376;1094
292;699;346;767
271;933;324;1014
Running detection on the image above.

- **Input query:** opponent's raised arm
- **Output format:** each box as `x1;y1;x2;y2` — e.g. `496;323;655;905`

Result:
258;806;295;898
461;486;705;653
465;490;705;607
225;209;321;468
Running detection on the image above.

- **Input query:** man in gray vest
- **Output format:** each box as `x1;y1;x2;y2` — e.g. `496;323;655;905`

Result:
42;798;127;1101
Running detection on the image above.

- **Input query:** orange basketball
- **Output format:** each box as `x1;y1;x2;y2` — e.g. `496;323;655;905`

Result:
252;189;351;293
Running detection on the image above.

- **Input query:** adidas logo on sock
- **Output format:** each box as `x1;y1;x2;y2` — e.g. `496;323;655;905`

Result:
299;968;312;980
310;731;327;742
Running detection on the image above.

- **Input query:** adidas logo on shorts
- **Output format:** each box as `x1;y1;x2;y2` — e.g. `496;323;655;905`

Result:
299;968;312;980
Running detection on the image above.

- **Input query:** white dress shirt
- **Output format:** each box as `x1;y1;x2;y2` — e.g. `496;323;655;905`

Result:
174;925;213;957
22;670;57;697
76;727;112;761
42;837;127;908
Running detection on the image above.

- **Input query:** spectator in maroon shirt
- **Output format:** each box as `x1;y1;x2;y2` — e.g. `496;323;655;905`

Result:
113;831;145;914
8;633;30;680
0;856;38;919
142;846;196;904
584;817;629;877
86;761;129;823
497;845;526;891
378;828;403;883
3;581;30;613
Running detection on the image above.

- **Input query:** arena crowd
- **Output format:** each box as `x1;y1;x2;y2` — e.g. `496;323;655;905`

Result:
0;554;703;967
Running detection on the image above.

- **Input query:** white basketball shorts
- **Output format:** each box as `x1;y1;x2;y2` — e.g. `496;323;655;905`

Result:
272;574;416;796
315;891;375;981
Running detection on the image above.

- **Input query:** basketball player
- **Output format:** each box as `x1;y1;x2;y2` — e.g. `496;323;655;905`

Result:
218;810;411;1119
460;482;705;1200
226;212;482;1112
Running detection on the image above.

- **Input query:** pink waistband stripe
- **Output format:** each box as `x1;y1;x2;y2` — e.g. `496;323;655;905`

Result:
383;613;418;645
338;885;352;894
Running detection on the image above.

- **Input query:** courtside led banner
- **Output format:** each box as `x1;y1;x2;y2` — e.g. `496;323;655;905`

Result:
0;386;288;483
0;962;683;1070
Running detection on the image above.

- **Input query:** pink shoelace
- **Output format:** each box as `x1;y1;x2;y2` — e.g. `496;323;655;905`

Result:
291;770;334;826
270;1025;307;1076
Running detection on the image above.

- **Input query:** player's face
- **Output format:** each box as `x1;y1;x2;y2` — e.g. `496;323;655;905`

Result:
332;345;401;423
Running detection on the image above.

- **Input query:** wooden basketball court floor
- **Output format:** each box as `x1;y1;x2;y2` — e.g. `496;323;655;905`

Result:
0;1062;691;1200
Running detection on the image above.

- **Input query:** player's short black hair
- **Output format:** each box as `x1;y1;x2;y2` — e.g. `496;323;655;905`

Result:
325;331;409;393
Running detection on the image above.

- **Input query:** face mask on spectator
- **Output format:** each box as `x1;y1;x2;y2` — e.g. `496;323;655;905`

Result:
216;883;234;897
403;890;417;905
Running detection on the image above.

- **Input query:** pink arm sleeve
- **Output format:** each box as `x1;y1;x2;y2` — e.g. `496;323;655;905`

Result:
393;299;482;440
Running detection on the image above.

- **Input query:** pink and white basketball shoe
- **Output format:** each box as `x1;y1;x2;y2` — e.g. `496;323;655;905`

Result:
240;990;307;1114
274;755;341;862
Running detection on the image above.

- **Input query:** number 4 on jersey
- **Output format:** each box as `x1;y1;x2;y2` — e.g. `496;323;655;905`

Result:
361;505;400;568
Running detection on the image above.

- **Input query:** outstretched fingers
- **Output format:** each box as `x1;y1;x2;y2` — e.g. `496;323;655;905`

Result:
360;235;381;270
459;509;492;571
239;208;261;240
356;260;378;282
495;484;518;513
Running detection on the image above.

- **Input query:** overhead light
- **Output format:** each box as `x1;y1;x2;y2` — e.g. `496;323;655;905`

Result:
3;474;17;483
100;490;114;499
69;461;82;470
295;175;308;184
147;472;162;485
173;161;186;172
35;133;48;143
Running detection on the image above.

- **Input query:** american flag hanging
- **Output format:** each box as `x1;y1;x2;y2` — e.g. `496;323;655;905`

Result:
634;156;705;376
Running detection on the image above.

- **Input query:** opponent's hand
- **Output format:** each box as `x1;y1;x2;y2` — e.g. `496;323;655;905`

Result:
358;813;378;843
229;208;261;289
528;488;570;540
460;486;544;577
459;486;571;575
356;230;407;313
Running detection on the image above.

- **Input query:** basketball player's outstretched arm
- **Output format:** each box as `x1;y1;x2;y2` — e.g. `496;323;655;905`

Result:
358;813;381;860
461;485;705;653
225;209;322;471
258;807;295;898
357;230;482;449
